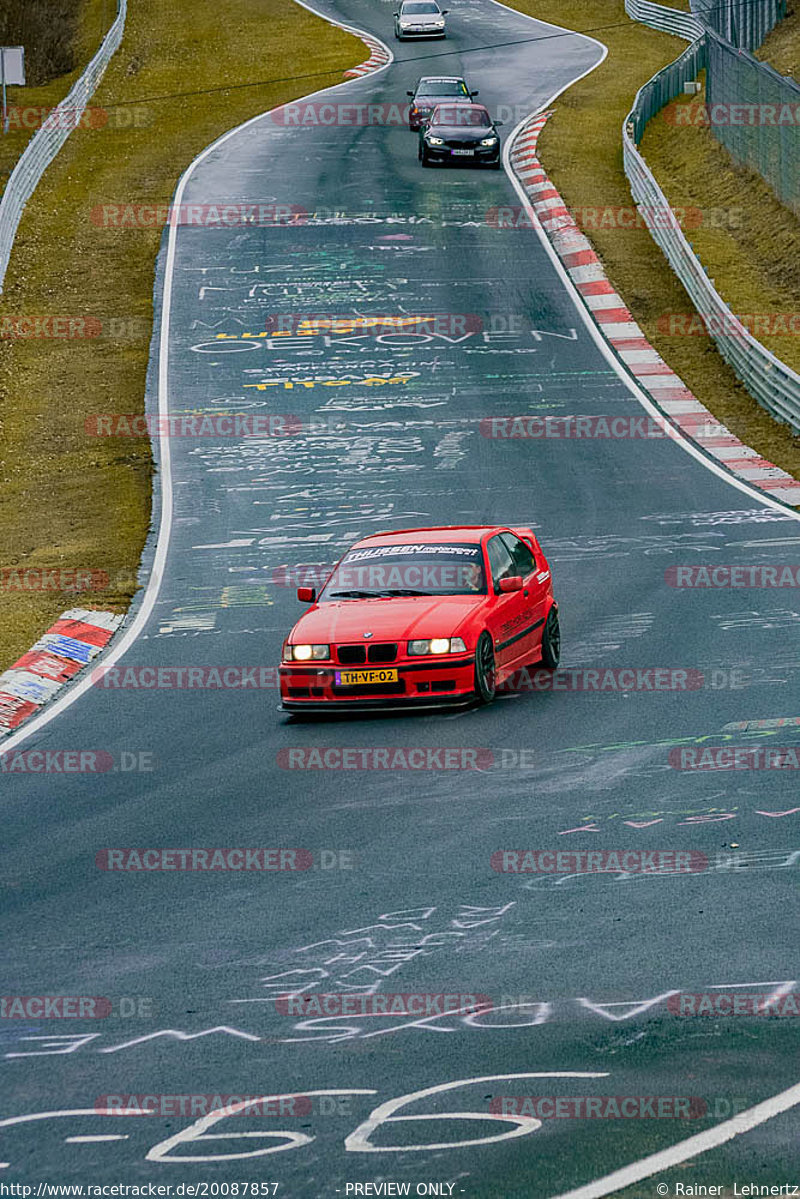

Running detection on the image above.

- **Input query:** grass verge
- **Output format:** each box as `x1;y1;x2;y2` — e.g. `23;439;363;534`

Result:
757;2;799;80
504;0;800;486
0;0;110;193
0;0;361;670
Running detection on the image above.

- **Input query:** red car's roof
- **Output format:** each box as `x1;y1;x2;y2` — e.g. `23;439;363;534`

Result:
355;526;501;547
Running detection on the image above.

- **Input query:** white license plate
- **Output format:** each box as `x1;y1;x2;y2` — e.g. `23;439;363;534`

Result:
452;149;474;156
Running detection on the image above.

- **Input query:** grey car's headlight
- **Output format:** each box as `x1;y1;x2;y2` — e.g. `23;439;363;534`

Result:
426;135;445;145
284;644;330;662
480;136;498;146
408;637;467;656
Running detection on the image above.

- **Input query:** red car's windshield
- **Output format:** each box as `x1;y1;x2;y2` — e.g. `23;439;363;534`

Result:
320;542;487;599
432;106;491;127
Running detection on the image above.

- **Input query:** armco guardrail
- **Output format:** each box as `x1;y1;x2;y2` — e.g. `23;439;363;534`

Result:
626;34;708;140
622;31;800;432
0;0;127;294
624;0;704;41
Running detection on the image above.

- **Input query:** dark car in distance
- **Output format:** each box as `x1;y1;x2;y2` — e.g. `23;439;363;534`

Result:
406;76;477;131
419;102;503;168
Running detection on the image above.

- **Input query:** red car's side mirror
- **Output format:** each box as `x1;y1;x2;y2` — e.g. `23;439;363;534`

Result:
499;576;523;593
297;587;316;603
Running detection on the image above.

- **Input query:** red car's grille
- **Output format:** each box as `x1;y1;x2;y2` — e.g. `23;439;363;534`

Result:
337;644;398;664
367;643;398;663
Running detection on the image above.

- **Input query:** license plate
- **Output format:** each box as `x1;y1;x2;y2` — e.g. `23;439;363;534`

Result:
452;149;474;156
335;668;399;686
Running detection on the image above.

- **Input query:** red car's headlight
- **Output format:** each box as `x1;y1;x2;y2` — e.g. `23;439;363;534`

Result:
408;637;467;656
284;644;330;662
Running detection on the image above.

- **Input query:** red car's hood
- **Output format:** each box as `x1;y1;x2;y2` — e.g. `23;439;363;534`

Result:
291;595;483;645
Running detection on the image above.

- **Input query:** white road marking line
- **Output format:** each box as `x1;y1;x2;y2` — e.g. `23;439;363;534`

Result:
550;1080;800;1199
64;1136;130;1143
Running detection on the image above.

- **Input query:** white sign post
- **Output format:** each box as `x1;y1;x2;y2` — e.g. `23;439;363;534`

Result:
0;47;26;135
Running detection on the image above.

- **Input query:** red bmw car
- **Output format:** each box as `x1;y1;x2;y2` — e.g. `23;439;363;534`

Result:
279;525;559;713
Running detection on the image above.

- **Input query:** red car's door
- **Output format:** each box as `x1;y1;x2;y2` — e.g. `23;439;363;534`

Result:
485;534;536;677
499;531;550;662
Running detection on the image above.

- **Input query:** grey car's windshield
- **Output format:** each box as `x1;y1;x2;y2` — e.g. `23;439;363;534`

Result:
418;81;468;97
320;543;487;599
402;2;441;12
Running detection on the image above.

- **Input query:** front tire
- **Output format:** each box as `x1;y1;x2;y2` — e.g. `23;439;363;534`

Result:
474;632;496;705
539;607;561;669
420;148;431;167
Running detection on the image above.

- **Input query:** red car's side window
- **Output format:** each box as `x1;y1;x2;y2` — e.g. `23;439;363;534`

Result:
486;536;516;591
499;532;536;579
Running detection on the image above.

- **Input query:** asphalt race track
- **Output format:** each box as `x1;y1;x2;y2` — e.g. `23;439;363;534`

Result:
2;1;800;1193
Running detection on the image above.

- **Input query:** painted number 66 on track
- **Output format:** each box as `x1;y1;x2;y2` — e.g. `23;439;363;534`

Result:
0;1072;604;1162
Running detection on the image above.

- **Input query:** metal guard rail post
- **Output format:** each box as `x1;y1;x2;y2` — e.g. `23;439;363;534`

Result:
0;0;127;293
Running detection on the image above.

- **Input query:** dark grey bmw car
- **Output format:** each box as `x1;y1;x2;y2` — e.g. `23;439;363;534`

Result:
419;102;503;168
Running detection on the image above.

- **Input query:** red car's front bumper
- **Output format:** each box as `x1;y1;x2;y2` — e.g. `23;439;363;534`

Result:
279;654;476;712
